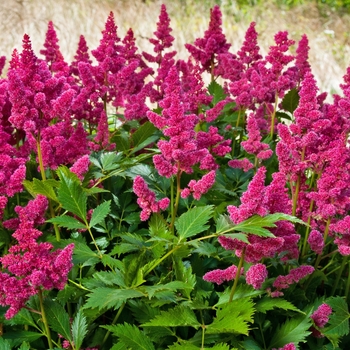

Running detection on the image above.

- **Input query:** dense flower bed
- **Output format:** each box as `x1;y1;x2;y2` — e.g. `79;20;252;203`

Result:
0;4;349;349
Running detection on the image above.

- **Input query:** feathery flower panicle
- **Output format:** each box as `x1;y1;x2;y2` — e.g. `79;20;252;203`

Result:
197;126;231;157
307;230;324;255
90;111;115;151
70;154;90;181
294;34;311;82
147;66;210;177
203;265;242;285
241;114;272;160
311;303;332;328
28;121;89;170
70;35;92;77
91;11;123;72
142;4;176;102
228;158;254;172
237;22;262;68
227;167;268;224
185;5;230;74
181;170;216;200
330;216;350;256
0;195;74;319
177;59;213;113
133;175;170;221
246;263;268;289
272;265;314;295
40;21;69;75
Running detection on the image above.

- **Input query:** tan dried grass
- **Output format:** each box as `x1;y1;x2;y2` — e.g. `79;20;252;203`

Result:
0;0;349;94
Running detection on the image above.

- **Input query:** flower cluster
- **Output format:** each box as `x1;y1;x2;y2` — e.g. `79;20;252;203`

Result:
0;195;74;319
133;175;170;221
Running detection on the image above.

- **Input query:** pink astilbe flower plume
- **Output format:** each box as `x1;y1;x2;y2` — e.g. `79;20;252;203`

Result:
147;66;211;177
246;263;268;289
181;170;216;200
185;5;230;75
203;265;243;285
40;21;69;75
0;196;74;319
133;175;170;221
310;303;332;338
70;35;92;77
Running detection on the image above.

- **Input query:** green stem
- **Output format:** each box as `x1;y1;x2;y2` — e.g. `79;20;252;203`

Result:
36;133;46;181
143;245;181;277
269;93;279;139
38;289;53;349
85;223;103;258
200;310;205;350
331;256;348;296
292;147;306;216
170;167;181;232
229;247;246;303
101;302;126;346
314;218;331;269
301;199;314;258
345;261;350;300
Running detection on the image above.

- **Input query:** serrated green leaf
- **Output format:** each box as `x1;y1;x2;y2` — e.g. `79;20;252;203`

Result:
167;343;200;350
207;298;254;335
73;242;100;265
255;297;303;314
44;299;72;341
282;88;300;114
89;200;111;228
229;213;306;238
72;309;88;350
84;288;144;311
216;214;233;234
208;81;227;104
130;122;159;154
6;308;38;328
100;152;123;171
324;297;350;337
175;205;214;241
57;166;87;220
104;323;155;350
0;338;11;350
142;305;200;328
47;215;86;230
32;178;59;201
269;315;312;349
18;342;30;350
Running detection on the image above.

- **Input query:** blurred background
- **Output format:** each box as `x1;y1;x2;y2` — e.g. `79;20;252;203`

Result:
0;0;349;95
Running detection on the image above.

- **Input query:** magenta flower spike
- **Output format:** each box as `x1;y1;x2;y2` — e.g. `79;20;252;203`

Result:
0;195;74;319
133;175;170;221
246;263;268;290
185;5;230;75
40;21;69;75
0;56;6;76
70;35;92;77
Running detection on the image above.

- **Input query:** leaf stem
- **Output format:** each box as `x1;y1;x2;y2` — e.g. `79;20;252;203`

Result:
229;247;246;302
101;302;126;346
38;289;53;349
314;218;331;269
331;256;348;296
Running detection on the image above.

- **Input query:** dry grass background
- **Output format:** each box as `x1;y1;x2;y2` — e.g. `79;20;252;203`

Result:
0;0;350;95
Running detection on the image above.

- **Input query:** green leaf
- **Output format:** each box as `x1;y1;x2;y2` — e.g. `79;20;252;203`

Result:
175;205;214;241
167;343;200;350
84;287;144;311
208;81;227;104
230;213;306;238
72;309;88;350
269;315;312;349
255;297;303;314
47;215;86;230
324;297;350;337
142;305;200;328
104;323;155;350
89;200;111;228
6;308;38;328
32;178;59;201
0;338;11;350
73;241;100;265
56;166;87;220
100;152;123;172
130;121;158;154
206;298;254;335
44;299;72;342
18;342;30;350
281;88;300;114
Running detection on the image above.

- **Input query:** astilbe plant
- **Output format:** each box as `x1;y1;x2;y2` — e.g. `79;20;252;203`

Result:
1;5;350;350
